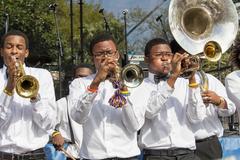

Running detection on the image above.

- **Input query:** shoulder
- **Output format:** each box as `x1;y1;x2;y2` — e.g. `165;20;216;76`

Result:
27;67;53;83
70;74;94;87
57;97;67;106
29;67;52;76
226;70;240;80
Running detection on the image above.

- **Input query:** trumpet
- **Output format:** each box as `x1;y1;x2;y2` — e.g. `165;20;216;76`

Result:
106;58;144;88
121;64;144;88
180;40;222;78
15;61;39;98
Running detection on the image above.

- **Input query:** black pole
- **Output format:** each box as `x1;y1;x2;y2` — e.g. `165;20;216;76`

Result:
50;3;63;98
79;0;84;63
123;9;128;66
99;8;111;33
70;0;74;64
4;13;9;33
156;15;169;42
1;0;8;33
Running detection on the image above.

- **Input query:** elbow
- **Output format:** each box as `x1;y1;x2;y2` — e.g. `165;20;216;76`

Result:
186;111;206;124
71;109;87;124
122;118;142;133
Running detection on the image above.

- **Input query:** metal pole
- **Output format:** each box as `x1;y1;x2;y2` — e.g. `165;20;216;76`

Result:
50;4;63;98
79;0;84;63
123;9;128;66
156;15;169;42
70;0;74;64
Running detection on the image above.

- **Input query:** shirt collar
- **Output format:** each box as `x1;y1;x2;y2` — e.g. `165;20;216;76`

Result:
148;72;156;84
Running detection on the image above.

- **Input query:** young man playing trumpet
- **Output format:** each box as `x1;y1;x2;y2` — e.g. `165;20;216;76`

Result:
69;33;140;159
126;38;201;160
171;39;236;160
0;30;56;160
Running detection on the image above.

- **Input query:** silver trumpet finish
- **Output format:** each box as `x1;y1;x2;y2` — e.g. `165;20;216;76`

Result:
121;64;144;88
169;0;239;55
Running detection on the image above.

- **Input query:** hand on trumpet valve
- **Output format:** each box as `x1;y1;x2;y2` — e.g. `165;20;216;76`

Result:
171;52;189;77
96;57;119;82
6;56;19;92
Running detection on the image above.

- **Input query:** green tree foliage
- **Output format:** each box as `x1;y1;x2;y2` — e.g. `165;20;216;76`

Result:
0;0;124;66
0;0;56;65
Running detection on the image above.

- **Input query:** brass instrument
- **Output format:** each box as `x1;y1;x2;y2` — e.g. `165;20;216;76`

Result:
15;61;39;98
169;0;238;80
169;0;238;57
121;64;144;88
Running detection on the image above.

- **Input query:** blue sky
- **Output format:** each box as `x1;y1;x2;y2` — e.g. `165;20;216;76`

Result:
84;0;165;17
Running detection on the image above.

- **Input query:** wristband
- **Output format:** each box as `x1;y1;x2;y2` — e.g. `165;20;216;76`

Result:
120;90;130;96
188;83;199;88
52;131;61;137
3;87;14;96
87;86;98;93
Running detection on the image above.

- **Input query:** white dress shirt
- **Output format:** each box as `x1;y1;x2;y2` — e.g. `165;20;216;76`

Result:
225;70;240;123
189;73;236;140
0;65;56;154
69;74;140;159
56;97;82;158
136;73;198;150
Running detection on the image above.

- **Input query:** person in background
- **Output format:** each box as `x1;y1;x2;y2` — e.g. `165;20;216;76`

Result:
46;64;94;160
225;40;240;131
74;64;94;79
171;39;236;160
0;30;56;160
128;38;201;160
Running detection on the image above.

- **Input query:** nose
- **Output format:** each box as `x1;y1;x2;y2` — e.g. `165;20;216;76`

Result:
161;54;169;61
11;46;18;55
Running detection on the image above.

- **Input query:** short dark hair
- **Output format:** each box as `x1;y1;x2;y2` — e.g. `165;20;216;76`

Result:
1;30;29;49
74;63;94;74
144;38;170;57
170;39;184;54
89;32;116;55
230;38;240;68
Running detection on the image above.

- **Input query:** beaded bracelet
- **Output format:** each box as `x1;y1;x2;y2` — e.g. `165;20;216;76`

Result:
87;86;98;93
3;87;14;96
120;90;130;96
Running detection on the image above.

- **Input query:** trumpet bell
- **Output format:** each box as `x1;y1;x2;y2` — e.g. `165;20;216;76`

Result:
121;64;144;88
16;75;39;98
203;41;222;62
169;0;238;55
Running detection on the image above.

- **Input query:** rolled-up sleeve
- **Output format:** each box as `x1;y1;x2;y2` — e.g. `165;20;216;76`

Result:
32;70;57;131
69;78;97;124
187;87;207;123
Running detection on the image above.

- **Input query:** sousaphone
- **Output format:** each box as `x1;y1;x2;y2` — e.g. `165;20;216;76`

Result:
169;0;239;59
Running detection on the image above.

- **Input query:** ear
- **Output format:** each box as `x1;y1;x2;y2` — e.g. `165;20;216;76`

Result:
116;51;120;60
25;49;29;58
144;56;149;64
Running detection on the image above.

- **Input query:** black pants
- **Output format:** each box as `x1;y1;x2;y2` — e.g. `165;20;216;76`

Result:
83;156;139;160
143;148;200;160
0;148;45;160
195;135;222;160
